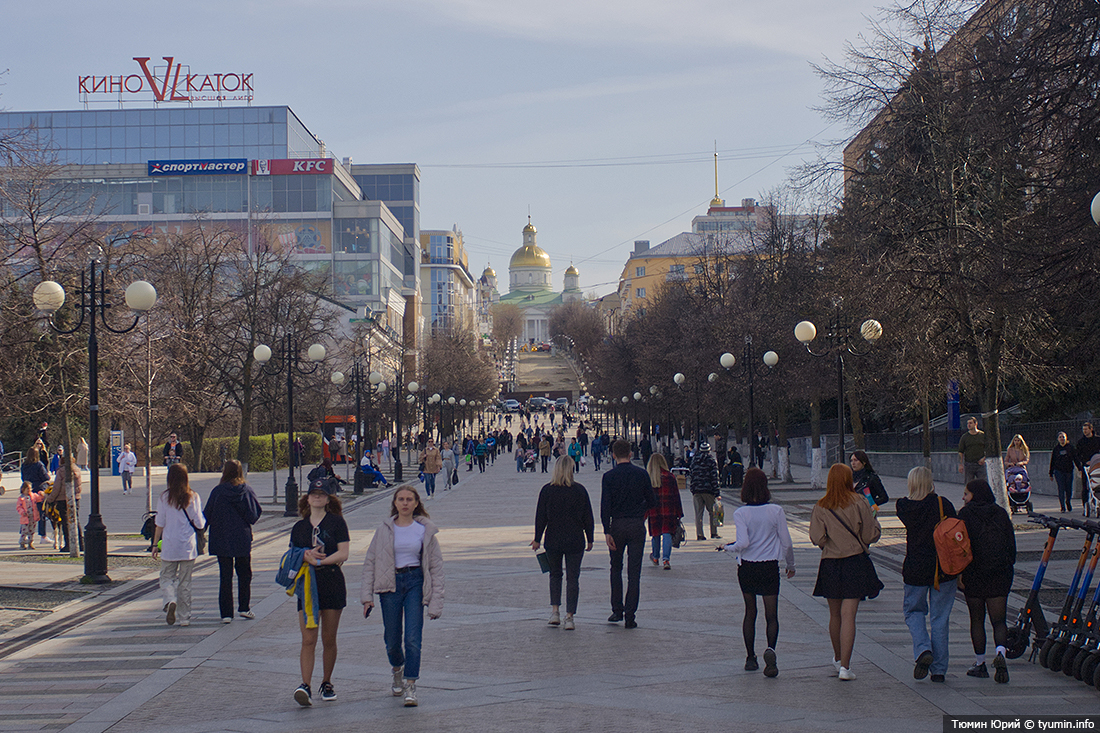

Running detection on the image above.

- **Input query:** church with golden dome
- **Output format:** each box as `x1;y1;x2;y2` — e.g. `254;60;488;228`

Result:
499;218;582;344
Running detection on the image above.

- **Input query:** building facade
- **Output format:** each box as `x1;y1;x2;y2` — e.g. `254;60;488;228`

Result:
419;227;477;337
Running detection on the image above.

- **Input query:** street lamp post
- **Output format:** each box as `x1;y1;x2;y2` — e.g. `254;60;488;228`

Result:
673;372;702;450
330;365;384;493
397;381;418;482
34;251;157;583
795;310;882;464
254;337;326;516
720;336;779;468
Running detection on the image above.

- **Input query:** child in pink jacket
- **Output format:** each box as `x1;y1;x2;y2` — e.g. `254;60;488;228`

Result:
17;481;43;550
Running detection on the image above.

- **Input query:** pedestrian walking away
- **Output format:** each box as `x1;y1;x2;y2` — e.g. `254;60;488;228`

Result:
152;464;205;628
958;479;1016;684
203;460;262;624
645;454;683;570
289;480;351;706
601;439;657;629
690;442;722;540
719;467;795;677
895;466;957;683
810;463;883;681
361;486;445;708
532;456;594;630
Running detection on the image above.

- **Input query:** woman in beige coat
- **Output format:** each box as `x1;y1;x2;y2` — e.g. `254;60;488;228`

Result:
418;440;443;498
809;463;882;681
361;486;444;707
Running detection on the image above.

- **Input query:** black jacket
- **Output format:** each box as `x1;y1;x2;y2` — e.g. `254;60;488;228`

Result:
534;482;594;553
958;500;1016;589
1051;444;1076;475
689;452;719;496
896;493;957;586
853;468;889;507
1075;436;1100;470
203;482;263;557
600;461;656;533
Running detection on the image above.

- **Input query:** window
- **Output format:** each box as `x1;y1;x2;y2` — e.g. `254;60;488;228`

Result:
636;288;646;298
669;264;685;274
635;266;645;277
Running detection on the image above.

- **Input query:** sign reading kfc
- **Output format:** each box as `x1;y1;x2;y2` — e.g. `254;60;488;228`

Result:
251;159;334;176
78;57;254;103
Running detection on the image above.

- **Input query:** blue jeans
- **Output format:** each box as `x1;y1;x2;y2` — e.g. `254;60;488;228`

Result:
903;580;956;675
651;533;672;562
380;567;425;679
424;472;436;496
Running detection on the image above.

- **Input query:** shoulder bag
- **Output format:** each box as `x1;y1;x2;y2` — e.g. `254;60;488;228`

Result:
187;507;207;555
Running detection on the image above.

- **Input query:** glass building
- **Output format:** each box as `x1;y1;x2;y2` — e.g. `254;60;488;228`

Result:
0;106;420;339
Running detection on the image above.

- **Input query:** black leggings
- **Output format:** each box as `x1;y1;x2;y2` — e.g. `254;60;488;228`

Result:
965;595;1008;654
217;555;253;619
743;593;779;655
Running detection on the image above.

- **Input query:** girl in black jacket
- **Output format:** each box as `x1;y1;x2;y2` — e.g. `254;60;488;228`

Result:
958;480;1016;683
850;451;888;512
1050;432;1076;512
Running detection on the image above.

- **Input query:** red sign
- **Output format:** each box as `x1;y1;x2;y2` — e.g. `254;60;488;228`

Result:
78;57;254;103
251;159;333;176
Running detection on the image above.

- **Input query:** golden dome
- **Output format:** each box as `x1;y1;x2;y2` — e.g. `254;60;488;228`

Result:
565;263;578;276
523;222;537;234
510;244;551;269
483;264;496;277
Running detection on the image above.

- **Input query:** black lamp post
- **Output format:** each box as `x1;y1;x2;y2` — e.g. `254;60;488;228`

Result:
794;310;882;464
397;380;417;482
673;372;703;449
720;336;779;468
34;247;158;583
254;337;326;516
331;364;384;493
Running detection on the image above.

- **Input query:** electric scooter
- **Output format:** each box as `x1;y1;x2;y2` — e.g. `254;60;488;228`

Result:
1038;518;1100;671
1006;514;1064;660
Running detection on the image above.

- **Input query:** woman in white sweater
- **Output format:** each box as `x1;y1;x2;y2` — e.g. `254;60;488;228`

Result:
719;467;795;678
361;486;444;708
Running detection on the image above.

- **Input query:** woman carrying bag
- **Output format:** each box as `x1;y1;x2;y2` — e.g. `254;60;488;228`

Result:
204;459;263;624
809;463;883;681
152;464;205;628
531;455;594;630
646;453;683;570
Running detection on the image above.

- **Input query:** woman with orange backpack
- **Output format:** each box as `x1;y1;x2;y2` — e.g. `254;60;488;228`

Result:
895;466;957;683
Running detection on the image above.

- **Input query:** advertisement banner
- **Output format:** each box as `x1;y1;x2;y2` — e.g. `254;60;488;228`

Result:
148;159;248;176
251;158;333;176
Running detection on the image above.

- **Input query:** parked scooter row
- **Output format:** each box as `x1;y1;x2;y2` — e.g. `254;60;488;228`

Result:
1015;513;1100;690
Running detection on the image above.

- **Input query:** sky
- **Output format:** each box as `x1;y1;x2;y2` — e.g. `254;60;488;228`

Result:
2;0;889;295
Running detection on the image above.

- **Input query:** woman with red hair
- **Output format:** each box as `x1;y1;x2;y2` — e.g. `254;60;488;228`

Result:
809;463;882;681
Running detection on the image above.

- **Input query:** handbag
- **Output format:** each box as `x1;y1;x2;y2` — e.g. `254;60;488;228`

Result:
535;551;550;574
188;515;207;555
672;520;686;548
451;468;459;485
826;508;883;599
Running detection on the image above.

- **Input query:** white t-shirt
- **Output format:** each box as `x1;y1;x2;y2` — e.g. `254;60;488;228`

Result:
155;491;205;562
393;521;426;569
723;503;795;570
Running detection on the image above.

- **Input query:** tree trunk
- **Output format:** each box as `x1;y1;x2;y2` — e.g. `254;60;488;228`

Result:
778;402;793;483
236;356;255;473
60;409;80;558
847;377;865;451
810;395;824;489
921;383;932;470
187;423;206;474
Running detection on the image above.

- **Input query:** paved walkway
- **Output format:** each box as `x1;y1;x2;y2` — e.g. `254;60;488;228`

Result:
0;450;1098;732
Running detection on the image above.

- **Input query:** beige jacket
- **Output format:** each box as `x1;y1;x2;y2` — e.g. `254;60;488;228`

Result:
419;447;443;474
809;498;881;559
360;515;444;617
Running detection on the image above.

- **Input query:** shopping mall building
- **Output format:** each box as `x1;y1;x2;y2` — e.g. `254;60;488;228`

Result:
0;104;422;346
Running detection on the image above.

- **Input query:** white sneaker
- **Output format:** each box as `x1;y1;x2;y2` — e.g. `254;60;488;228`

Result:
832;658;842;675
563;616;575;630
548;611;561;626
180;619;190;627
839;666;855;681
392;667;404;696
221;617;232;624
403;679;418;707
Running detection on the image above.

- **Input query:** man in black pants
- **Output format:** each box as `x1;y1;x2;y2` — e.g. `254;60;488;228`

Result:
601;439;656;629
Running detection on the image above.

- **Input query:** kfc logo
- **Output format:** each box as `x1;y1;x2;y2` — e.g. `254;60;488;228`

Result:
251;159;333;176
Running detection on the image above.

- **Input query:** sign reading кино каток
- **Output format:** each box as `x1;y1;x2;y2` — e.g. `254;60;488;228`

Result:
78;57;253;103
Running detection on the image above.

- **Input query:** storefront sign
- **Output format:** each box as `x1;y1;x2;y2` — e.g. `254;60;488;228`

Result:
252;159;333;175
78;57;254;103
148;159;248;176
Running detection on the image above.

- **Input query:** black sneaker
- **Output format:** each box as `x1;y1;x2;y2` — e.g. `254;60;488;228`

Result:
914;650;933;679
319;681;336;701
745;655;759;671
608;612;624;623
966;662;989;678
294;683;312;707
931;674;946;683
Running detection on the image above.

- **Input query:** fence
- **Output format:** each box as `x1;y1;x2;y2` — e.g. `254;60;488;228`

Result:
785;419;1087;453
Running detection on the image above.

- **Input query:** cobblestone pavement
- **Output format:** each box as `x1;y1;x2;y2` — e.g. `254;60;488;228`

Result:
0;448;1097;732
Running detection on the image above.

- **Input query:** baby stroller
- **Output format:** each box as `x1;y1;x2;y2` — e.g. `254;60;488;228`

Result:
1005;466;1032;515
1085;458;1100;519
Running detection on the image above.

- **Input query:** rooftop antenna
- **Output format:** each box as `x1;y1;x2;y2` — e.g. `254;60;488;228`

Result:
711;141;725;208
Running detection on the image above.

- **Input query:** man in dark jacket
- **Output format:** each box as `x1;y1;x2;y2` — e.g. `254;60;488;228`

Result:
1075;422;1100;511
690;443;721;540
601;439;656;628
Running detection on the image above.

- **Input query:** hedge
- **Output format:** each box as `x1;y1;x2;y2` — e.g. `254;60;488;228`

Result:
153;432;324;473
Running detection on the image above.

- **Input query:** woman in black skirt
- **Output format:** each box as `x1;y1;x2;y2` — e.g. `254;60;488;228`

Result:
809;463;882;681
719;467;795;677
290;483;350;706
958;480;1016;683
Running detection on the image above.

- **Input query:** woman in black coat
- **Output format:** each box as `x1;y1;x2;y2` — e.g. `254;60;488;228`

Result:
958;479;1016;684
850;451;889;512
203;460;262;623
530;456;594;631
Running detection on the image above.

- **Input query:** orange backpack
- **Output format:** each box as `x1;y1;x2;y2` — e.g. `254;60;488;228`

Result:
933;496;972;586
